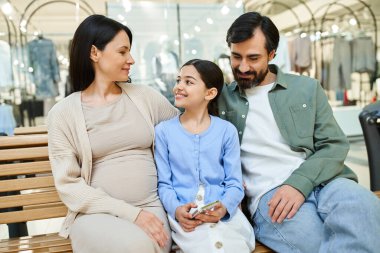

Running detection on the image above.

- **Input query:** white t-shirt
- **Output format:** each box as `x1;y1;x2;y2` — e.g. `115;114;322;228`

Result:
241;83;306;216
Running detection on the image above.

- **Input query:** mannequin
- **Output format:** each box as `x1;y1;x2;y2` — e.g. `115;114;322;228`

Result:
152;40;179;104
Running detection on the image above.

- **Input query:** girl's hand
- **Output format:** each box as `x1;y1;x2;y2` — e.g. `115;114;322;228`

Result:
134;210;169;248
195;202;227;223
175;203;202;232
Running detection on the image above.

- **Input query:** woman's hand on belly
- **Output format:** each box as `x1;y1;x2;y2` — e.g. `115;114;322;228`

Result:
134;210;169;248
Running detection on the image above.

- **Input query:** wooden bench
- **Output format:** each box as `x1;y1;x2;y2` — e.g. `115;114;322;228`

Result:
1;133;378;253
0;134;71;253
0;133;273;252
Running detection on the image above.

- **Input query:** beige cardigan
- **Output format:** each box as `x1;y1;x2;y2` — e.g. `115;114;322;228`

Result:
47;83;178;238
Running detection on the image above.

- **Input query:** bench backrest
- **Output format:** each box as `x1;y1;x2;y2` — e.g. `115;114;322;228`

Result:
0;134;67;224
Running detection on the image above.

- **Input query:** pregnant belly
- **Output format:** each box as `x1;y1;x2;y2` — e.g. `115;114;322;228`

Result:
90;158;158;205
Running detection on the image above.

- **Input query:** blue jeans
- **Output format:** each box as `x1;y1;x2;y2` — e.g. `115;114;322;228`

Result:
253;178;380;253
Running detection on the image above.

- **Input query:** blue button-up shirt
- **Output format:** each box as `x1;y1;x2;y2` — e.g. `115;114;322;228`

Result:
155;115;244;220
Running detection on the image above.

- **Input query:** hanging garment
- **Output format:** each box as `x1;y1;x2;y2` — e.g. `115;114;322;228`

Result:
0;40;12;89
352;37;376;73
0;103;16;136
294;36;312;72
27;37;60;99
270;35;291;73
328;37;352;91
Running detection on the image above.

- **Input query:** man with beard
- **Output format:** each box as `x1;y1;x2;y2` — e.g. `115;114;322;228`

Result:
218;11;380;252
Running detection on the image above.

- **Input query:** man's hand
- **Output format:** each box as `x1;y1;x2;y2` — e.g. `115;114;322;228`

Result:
134;210;169;248
175;203;202;232
195;202;227;223
268;185;305;223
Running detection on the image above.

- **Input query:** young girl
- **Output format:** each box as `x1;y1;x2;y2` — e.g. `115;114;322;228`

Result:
155;59;255;253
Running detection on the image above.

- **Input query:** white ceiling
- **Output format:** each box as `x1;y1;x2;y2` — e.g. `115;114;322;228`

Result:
1;0;379;48
1;1;228;45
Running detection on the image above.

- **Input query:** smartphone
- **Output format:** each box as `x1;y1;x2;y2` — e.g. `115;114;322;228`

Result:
190;200;220;218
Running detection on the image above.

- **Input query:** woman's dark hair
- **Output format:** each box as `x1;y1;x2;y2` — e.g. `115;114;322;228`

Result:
182;59;224;116
69;14;133;92
226;12;279;55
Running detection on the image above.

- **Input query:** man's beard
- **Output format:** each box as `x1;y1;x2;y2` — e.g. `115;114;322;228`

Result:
232;67;269;89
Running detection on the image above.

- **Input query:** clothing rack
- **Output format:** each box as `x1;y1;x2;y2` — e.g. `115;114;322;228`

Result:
316;0;378;103
18;0;95;88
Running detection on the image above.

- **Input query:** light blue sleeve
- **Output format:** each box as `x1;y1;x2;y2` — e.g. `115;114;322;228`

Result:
155;123;181;220
220;123;244;221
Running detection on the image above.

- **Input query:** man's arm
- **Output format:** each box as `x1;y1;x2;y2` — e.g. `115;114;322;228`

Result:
269;81;356;223
283;81;355;197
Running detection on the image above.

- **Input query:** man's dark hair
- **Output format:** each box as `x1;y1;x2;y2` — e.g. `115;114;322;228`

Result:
69;14;133;92
226;12;279;55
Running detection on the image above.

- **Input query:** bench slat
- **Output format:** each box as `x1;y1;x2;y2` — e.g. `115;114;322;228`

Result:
0;161;51;177
0;135;48;148
0;176;55;192
2;241;71;253
14;126;48;135
255;242;274;253
0;191;61;209
0;233;66;247
5;247;72;253
0;205;67;223
0;147;48;162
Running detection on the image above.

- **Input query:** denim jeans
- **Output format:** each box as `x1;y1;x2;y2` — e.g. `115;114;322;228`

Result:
253;178;380;253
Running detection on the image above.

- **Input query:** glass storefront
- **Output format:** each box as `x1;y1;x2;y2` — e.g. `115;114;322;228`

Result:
107;2;243;102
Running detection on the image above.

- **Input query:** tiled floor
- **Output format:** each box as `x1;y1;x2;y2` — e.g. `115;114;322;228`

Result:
0;139;372;239
346;139;371;190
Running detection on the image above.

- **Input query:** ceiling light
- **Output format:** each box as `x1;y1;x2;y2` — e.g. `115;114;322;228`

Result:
206;17;213;24
285;31;292;37
1;2;13;15
349;18;357;26
122;0;131;12
331;24;339;33
20;19;27;27
221;5;230;15
235;0;243;8
194;26;201;32
159;34;168;43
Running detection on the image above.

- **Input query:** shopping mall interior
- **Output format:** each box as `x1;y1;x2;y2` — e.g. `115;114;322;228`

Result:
1;0;380;251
